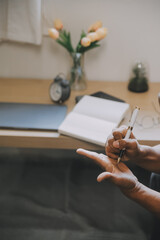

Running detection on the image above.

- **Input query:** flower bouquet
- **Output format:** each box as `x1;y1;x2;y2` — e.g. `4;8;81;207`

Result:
48;19;108;90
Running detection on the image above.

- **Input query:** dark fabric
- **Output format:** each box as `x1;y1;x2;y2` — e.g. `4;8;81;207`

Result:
149;173;160;240
0;148;154;240
150;173;160;191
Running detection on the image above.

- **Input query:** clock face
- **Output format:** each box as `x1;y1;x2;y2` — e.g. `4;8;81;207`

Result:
50;83;62;102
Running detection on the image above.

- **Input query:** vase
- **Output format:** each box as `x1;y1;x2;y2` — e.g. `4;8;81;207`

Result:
68;52;87;90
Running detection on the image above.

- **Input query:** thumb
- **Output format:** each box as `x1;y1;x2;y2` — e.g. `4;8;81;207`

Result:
97;172;113;182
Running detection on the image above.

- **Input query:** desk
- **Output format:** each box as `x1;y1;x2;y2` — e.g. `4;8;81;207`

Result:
0;78;159;149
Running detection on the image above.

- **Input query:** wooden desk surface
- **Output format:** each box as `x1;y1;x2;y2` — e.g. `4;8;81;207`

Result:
0;78;159;149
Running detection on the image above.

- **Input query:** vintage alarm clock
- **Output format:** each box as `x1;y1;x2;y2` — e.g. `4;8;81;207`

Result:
49;74;71;103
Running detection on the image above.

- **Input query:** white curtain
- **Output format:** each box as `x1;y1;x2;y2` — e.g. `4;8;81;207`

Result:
0;0;42;45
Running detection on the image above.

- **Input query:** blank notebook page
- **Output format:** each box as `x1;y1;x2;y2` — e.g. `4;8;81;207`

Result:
59;95;129;146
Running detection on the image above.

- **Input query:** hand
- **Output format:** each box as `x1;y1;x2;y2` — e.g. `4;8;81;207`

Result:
105;125;141;162
76;148;139;193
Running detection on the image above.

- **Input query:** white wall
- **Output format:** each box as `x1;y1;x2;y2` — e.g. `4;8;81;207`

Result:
0;0;160;82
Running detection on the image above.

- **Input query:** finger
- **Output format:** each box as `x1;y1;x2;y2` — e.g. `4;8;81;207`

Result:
106;133;114;143
76;148;108;169
118;139;138;150
112;140;120;149
97;172;113;182
112;126;127;140
107;136;114;146
128;131;136;139
98;171;122;186
97;172;122;188
120;126;135;139
106;136;120;154
106;144;120;154
107;151;119;160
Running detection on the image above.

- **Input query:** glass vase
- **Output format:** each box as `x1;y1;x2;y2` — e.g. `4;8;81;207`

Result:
69;52;87;91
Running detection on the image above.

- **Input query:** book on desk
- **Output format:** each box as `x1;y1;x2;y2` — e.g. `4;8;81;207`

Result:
58;95;130;146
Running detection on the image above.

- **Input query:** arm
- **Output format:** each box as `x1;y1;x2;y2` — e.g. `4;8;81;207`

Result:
106;125;160;173
124;182;160;218
133;144;160;172
77;148;160;218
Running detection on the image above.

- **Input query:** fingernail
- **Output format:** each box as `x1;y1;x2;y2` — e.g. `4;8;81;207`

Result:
113;141;119;148
97;177;102;182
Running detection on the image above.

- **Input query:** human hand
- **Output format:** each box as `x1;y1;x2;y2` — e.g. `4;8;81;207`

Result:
76;148;139;193
105;125;141;162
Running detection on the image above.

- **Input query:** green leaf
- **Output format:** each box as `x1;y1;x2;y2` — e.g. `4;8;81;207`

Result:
67;32;74;52
54;28;101;54
77;41;100;54
56;39;71;53
75;30;101;53
56;30;74;53
76;30;86;52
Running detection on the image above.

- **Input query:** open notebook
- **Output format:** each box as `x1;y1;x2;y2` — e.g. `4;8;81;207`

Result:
58;95;130;146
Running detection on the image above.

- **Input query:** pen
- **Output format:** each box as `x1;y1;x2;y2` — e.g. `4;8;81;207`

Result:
117;106;140;164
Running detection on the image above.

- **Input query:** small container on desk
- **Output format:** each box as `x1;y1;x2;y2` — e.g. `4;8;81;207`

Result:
128;62;149;93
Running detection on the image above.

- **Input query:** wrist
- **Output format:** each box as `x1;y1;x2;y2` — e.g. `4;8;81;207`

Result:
121;181;142;198
135;145;160;172
122;181;160;217
133;144;152;163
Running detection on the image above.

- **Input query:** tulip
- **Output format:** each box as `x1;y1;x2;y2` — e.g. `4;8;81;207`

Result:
81;37;91;47
87;32;98;42
88;21;102;32
54;18;63;30
48;28;59;40
96;27;108;40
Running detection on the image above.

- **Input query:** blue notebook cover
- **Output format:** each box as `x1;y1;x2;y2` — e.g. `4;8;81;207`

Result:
0;102;67;131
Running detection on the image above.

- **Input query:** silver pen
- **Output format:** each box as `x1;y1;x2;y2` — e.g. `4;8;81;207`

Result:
117;106;140;164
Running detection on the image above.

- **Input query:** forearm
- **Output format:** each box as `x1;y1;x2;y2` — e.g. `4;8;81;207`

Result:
122;182;160;218
134;144;160;173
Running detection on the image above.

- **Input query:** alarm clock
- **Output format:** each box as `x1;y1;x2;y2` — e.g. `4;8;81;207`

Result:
49;74;71;103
